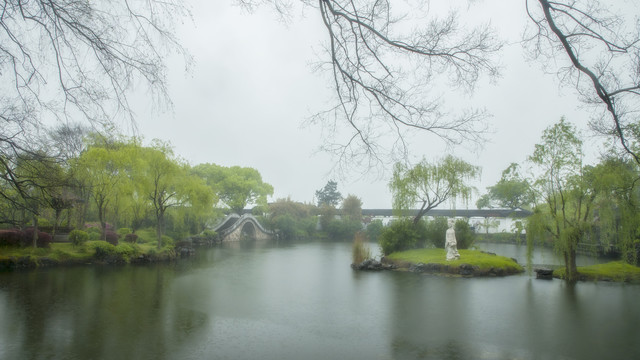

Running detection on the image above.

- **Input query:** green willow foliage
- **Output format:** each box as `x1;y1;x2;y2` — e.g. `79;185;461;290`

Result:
526;118;587;281
390;155;480;224
526;119;640;280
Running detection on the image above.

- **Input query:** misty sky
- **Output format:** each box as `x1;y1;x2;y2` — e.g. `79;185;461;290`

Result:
131;0;606;209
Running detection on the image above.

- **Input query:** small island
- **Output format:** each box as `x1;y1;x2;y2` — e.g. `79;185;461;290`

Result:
354;248;524;277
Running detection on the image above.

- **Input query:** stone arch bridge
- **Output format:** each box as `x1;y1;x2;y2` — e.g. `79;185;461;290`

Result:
211;213;274;242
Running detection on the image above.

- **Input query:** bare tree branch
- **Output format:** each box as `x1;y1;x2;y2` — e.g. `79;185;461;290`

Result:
0;0;189;210
240;1;501;173
524;0;640;165
311;0;501;171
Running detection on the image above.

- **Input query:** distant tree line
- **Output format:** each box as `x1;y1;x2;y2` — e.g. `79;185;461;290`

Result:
262;181;364;241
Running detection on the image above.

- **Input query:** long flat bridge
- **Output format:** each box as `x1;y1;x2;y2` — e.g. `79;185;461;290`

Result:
211;213;274;242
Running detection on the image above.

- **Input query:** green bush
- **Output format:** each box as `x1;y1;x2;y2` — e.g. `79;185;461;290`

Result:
161;235;174;248
325;219;362;240
87;241;140;263
89;241;116;260
114;243;139;262
379;219;426;255
365;219;384;242
425;217;449;248
117;228;132;238
69;230;89;246
454;219;476;249
202;229;217;239
87;227;101;240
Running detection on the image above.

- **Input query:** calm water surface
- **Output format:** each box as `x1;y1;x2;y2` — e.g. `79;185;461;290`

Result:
0;240;638;360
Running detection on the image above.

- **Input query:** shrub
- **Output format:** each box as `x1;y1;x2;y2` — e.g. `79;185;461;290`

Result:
0;229;22;247
352;232;371;264
114;243;139;262
124;233;139;243
90;241;116;261
325;219;362;240
160;235;174;248
104;230;118;245
271;213;297;240
365;219;384;243
117;228;132;238
454;219;476;249
22;228;52;248
37;217;51;227
623;240;640;266
86;226;102;240
69;230;89;246
425;217;449;248
202;229;217;239
379;219;426;255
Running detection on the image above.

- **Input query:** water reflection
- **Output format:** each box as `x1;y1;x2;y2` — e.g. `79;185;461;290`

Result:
0;265;211;360
0;241;639;359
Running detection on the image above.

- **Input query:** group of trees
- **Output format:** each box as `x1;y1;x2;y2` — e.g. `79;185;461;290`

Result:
524;119;640;280
382;117;640;280
262;181;363;240
0;129;273;249
380;155;479;255
473;118;640;281
378;217;475;256
1;0;638;280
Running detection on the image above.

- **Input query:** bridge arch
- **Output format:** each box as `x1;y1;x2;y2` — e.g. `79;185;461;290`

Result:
241;221;257;240
211;213;273;242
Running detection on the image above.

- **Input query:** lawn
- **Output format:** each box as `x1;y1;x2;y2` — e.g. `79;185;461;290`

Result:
385;248;524;276
554;261;640;283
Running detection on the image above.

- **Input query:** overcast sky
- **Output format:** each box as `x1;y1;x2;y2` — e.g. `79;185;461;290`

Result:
132;0;604;209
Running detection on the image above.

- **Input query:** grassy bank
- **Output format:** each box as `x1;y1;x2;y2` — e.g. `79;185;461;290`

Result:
385;248;524;276
553;261;640;283
0;241;177;270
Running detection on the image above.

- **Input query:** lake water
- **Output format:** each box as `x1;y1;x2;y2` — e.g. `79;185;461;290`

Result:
0;240;638;360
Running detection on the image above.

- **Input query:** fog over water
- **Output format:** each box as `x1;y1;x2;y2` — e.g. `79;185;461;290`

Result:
1;241;638;360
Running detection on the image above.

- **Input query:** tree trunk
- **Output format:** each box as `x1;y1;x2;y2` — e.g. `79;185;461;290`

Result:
156;210;164;250
563;249;578;282
32;216;39;248
96;197;108;241
52;208;62;237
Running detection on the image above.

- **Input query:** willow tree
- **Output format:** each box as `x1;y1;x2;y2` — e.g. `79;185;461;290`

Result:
75;142;134;239
390;155;480;225
587;157;640;266
526;118;595;281
137;142;214;249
